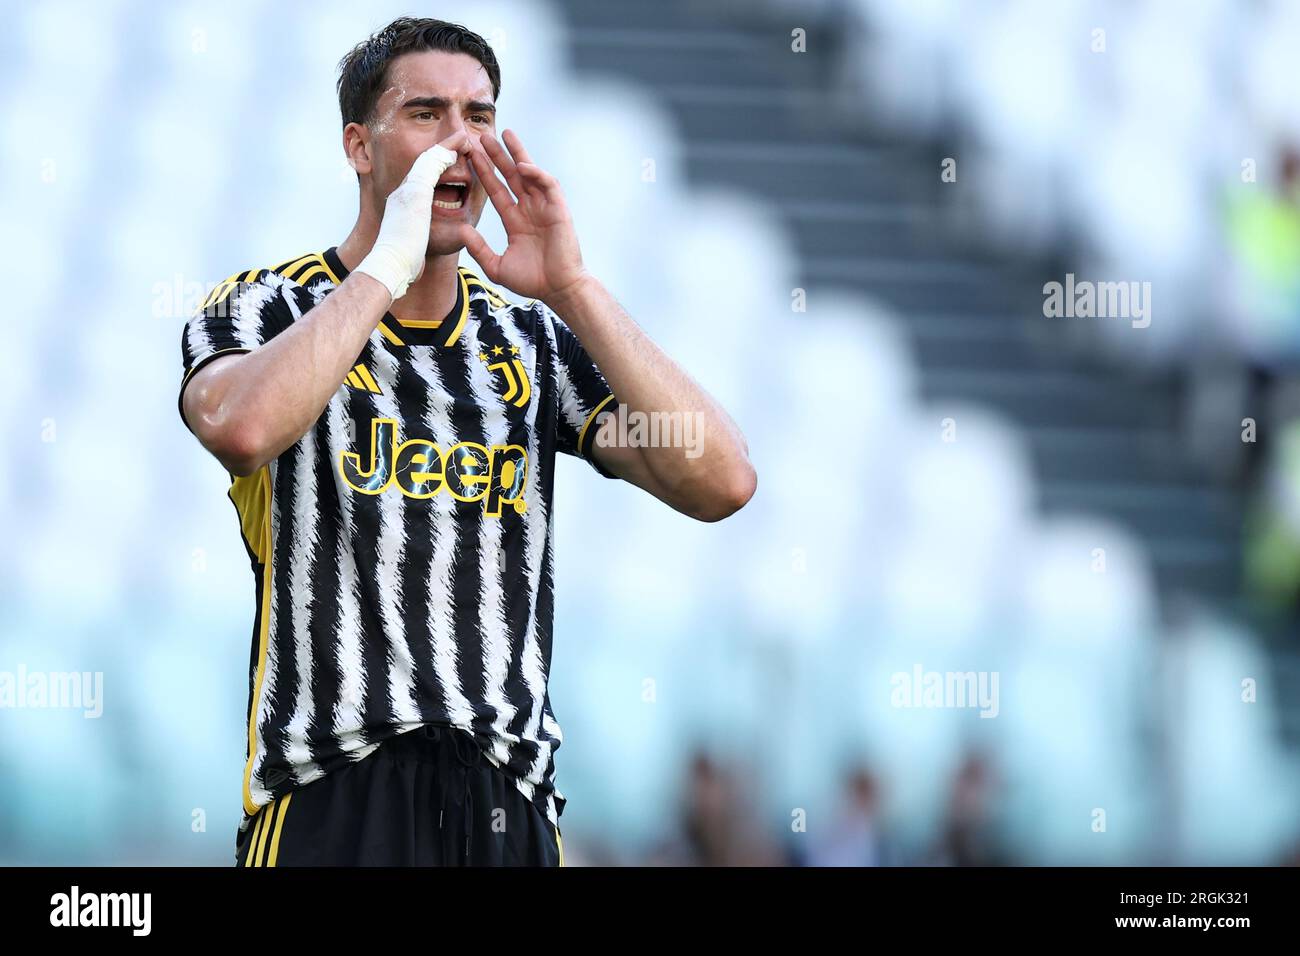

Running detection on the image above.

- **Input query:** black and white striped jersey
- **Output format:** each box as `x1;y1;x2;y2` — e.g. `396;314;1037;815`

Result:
178;246;617;831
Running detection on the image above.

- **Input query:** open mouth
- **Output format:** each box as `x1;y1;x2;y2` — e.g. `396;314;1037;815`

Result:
433;181;468;210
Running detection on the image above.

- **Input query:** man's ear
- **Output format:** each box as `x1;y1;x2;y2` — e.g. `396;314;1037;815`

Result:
343;122;372;176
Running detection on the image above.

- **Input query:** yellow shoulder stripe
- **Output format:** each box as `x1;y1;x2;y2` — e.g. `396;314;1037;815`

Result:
276;254;316;279
461;269;509;308
199;251;336;316
293;264;329;288
198;271;245;313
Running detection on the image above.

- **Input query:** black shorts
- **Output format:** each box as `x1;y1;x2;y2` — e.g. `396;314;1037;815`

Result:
235;724;565;867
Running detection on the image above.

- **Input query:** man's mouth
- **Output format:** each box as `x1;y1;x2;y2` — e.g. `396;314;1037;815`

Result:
433;181;468;210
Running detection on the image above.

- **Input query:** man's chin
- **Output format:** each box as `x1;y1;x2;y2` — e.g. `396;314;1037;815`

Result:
426;206;483;258
426;241;466;258
426;226;467;258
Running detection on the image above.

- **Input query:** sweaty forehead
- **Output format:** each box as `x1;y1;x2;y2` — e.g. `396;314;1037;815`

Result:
382;50;494;105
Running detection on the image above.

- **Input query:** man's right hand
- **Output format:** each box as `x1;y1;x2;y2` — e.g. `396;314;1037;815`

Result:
355;131;470;301
183;131;471;477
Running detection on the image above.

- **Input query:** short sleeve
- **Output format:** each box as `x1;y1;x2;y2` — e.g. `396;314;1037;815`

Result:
547;306;619;479
178;270;294;431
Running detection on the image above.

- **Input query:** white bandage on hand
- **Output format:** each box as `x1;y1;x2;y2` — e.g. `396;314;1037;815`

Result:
355;143;460;301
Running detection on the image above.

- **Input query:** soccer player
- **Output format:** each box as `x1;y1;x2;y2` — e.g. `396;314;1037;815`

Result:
178;17;755;866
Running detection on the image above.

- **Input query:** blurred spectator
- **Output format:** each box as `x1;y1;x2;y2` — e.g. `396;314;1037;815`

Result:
1244;416;1300;620
928;754;1010;867
797;767;896;867
647;752;783;866
1225;145;1300;364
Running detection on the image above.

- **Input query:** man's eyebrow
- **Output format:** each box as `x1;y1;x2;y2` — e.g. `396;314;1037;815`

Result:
399;95;497;114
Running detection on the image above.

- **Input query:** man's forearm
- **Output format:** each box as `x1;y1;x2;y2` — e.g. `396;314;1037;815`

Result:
185;272;392;475
186;136;469;476
545;274;756;519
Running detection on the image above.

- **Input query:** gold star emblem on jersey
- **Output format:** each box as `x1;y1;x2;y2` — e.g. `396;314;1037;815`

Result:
479;348;531;409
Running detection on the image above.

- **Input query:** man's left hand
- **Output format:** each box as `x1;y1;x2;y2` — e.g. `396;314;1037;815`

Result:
459;130;589;306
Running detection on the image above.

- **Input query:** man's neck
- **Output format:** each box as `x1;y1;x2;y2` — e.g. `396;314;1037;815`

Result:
336;220;461;326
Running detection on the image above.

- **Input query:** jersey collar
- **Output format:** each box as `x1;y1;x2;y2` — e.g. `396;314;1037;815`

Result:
323;246;471;348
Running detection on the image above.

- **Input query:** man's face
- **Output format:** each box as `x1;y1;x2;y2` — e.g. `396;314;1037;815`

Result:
357;50;496;257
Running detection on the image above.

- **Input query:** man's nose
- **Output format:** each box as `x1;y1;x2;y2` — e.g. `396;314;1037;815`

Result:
438;109;479;141
436;114;479;154
441;113;465;137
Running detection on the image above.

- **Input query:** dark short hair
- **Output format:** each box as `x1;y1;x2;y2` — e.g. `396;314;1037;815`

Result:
336;16;501;128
